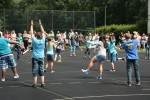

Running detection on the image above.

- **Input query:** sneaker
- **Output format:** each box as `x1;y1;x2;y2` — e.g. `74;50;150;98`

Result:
41;83;45;87
32;84;37;88
81;69;89;74
136;82;140;86
122;57;126;62
127;83;132;87
145;57;148;59
44;69;47;72
1;78;5;82
50;70;55;73
110;69;115;72
97;75;102;80
57;60;61;62
14;74;19;79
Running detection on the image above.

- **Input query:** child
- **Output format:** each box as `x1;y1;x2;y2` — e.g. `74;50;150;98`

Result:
107;35;125;72
81;35;107;79
44;36;56;73
84;36;92;59
122;32;141;86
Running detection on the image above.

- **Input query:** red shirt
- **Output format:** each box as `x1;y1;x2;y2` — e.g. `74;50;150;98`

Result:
4;34;11;39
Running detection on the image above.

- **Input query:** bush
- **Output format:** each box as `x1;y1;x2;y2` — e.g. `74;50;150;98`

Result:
96;24;137;34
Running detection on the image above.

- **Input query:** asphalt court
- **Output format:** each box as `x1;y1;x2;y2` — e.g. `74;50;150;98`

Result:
0;49;150;100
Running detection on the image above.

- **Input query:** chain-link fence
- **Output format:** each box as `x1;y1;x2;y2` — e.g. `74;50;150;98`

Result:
0;9;96;34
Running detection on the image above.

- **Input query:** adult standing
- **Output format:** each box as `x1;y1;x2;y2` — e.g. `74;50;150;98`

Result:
23;30;29;50
30;19;47;88
0;31;20;81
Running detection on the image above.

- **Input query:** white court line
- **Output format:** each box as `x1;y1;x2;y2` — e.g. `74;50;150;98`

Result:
142;89;150;91
50;83;62;85
68;82;82;84
0;87;3;88
87;82;100;84
53;94;150;100
9;86;21;88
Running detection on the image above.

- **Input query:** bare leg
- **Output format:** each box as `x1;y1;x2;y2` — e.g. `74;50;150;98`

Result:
50;61;54;70
41;76;45;84
33;76;37;84
1;69;6;79
11;67;18;76
87;58;97;70
99;63;103;75
45;61;49;69
111;62;115;70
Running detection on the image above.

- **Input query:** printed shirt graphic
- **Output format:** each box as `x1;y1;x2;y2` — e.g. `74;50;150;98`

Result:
32;35;45;58
122;39;139;59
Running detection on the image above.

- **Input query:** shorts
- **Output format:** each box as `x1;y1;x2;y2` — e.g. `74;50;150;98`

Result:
0;54;17;70
32;58;44;77
47;54;54;61
55;48;61;54
94;55;106;63
110;52;118;62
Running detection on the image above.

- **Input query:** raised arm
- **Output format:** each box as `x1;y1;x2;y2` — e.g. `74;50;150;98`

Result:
30;20;34;37
39;19;49;37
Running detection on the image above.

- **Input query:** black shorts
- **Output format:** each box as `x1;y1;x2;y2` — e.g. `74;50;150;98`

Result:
46;54;54;61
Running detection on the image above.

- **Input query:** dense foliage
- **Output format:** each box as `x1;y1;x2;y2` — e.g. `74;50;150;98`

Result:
0;0;148;33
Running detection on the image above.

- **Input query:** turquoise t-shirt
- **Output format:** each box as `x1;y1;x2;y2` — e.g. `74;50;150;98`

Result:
32;35;45;59
46;43;54;55
17;37;23;43
107;41;117;54
0;38;11;55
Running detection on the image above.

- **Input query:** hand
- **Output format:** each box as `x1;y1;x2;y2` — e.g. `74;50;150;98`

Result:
31;20;33;25
39;19;42;25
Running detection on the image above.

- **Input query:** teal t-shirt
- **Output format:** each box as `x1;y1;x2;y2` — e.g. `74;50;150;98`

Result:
32;35;45;58
107;41;117;54
0;38;11;55
46;43;54;55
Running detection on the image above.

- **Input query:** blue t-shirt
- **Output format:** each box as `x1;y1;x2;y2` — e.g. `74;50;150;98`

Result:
122;39;139;59
32;35;45;59
86;39;91;48
107;41;117;54
0;38;11;55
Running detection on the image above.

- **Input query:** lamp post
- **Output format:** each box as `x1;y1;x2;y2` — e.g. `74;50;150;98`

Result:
148;0;150;33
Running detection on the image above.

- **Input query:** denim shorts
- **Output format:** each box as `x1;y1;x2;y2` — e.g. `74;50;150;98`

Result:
32;58;44;77
110;52;118;62
0;54;17;70
94;55;106;63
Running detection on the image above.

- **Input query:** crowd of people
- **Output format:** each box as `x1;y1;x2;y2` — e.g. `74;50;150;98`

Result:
0;20;149;87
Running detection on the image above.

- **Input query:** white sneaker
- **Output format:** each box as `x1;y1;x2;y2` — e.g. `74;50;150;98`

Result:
57;60;61;62
50;70;55;73
14;75;19;79
1;78;5;82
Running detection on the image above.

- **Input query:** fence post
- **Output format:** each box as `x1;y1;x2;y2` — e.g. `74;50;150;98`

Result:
73;11;74;30
148;0;150;33
52;10;53;30
3;8;5;32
